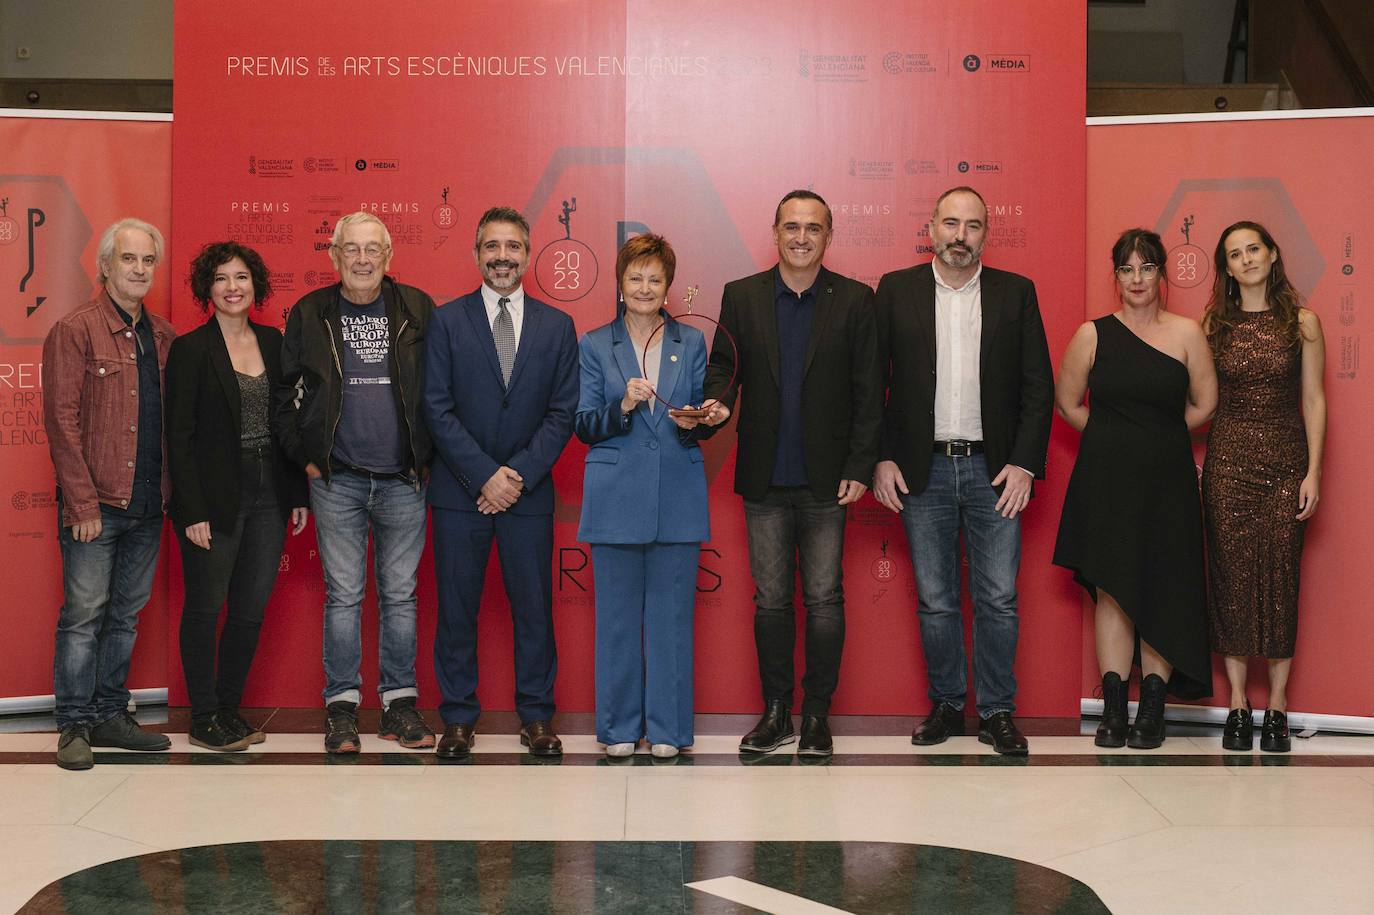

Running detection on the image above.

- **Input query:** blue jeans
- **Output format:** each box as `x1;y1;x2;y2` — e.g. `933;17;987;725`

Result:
900;454;1021;717
743;486;847;717
310;471;428;707
53;496;163;729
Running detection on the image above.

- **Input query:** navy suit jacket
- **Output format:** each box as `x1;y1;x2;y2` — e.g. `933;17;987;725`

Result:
424;288;579;515
574;314;710;544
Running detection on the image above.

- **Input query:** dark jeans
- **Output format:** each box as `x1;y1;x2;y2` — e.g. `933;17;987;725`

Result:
742;486;847;717
53;488;163;729
900;453;1022;717
177;444;287;719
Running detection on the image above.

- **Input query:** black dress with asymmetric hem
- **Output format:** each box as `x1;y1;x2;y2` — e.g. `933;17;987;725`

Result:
1053;315;1212;699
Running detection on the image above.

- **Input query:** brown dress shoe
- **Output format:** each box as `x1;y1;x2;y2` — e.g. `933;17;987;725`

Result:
519;720;563;756
436;724;475;759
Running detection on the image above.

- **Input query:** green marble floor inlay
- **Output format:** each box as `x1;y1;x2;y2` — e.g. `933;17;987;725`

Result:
21;840;1108;914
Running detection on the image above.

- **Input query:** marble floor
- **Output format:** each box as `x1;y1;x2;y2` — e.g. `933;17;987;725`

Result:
2;709;1372;913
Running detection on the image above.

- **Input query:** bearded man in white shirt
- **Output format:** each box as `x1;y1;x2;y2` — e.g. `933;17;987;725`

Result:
871;186;1054;756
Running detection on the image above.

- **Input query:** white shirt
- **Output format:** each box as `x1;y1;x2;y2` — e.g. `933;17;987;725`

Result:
480;283;525;350
932;261;983;441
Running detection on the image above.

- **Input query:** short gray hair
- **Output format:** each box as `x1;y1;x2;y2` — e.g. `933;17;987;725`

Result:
330;211;393;249
96;218;164;282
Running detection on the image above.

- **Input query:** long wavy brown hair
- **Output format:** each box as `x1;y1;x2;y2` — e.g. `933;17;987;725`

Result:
1202;220;1303;350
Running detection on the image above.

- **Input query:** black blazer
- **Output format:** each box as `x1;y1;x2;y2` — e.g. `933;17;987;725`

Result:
875;262;1054;496
705;266;882;502
166;316;308;531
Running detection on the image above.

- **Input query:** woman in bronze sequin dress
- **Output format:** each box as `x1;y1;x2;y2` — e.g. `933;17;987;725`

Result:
1202;221;1327;753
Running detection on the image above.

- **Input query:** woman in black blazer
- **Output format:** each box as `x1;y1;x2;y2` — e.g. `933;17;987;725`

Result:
166;242;308;751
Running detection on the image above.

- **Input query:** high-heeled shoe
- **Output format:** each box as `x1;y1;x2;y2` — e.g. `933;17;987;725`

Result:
1260;709;1291;753
1222;701;1254;751
1095;671;1129;748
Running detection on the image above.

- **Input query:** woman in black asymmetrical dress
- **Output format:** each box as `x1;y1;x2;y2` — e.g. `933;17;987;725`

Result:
1053;228;1217;749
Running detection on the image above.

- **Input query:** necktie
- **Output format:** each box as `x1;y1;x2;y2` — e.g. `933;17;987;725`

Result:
493;296;516;387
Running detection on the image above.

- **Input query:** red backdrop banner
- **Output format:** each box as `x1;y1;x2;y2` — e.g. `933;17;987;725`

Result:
0;113;172;702
170;1;1087;714
1083;113;1370;717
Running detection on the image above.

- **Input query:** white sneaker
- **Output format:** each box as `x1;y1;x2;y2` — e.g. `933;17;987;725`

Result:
650;743;679;758
605;742;635;757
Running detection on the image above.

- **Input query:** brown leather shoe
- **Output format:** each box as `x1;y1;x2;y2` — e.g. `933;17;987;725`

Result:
436;724;475;759
519;720;563;756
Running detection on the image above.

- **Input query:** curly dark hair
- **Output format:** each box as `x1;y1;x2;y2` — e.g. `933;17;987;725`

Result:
1202;220;1302;350
188;241;272;311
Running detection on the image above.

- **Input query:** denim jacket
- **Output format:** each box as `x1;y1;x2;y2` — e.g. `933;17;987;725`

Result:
42;295;175;526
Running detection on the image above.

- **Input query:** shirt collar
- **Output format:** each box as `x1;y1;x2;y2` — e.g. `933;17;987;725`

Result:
932;260;982;294
107;291;142;327
773;265;823;300
480;283;525;313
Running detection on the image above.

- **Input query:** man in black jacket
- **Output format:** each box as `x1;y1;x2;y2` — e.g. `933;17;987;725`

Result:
275;211;436;754
705;190;882;758
871;186;1054;756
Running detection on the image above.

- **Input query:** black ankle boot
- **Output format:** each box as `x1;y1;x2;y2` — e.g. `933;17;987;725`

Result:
1260;709;1291;752
1127;673;1167;749
1095;671;1129;748
738;699;795;753
1222;701;1254;751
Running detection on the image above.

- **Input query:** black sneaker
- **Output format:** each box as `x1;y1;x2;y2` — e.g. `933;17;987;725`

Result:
89;711;171;751
189;713;251;752
325;701;361;754
378;697;435;749
56;724;93;770
224;710;266;745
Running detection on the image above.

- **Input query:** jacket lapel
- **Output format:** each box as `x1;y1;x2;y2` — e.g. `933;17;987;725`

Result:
253;321;282;384
917;265;937;367
652;318;686;426
205;317;241;433
463;294;504;384
757;272;781;386
803;269;838;377
610;315;656;426
506;297;540;391
978;269;1003;381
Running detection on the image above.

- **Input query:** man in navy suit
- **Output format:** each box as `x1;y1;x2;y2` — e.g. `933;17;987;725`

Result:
424;206;579;758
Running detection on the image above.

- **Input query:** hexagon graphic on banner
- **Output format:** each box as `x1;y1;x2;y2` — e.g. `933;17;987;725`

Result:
1153;178;1323;313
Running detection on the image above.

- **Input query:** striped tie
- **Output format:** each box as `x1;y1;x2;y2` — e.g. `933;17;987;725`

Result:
493;296;516;387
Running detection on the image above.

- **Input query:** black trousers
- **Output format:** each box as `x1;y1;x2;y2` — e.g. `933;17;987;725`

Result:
177;443;287;718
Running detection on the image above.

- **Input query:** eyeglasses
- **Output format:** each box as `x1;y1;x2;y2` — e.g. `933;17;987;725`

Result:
1115;263;1159;280
334;243;389;260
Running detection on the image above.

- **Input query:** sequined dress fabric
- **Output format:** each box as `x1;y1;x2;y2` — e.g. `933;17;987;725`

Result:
1202;311;1308;658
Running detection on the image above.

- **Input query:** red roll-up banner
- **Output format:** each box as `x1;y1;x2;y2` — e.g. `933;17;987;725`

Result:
1084;112;1371;720
0;112;172;705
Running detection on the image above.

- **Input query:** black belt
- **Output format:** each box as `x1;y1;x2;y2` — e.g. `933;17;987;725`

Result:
932;440;984;457
330;460;414;483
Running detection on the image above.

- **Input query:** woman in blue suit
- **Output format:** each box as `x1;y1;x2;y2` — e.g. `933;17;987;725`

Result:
576;234;727;758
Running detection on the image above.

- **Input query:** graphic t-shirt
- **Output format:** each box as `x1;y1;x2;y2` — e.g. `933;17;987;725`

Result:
331;293;406;473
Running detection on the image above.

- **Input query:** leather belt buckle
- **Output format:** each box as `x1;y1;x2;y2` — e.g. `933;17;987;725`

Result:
935;440;980;457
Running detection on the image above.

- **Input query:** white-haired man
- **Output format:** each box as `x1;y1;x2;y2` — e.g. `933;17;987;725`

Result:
43;218;176;770
275;212;437;753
